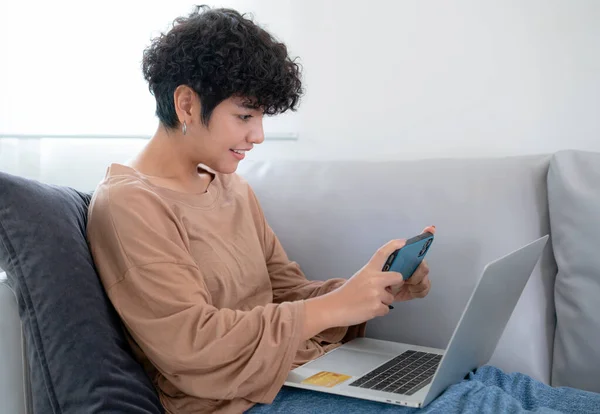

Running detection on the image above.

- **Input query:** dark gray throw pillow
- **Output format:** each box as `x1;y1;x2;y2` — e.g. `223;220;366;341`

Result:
0;172;163;413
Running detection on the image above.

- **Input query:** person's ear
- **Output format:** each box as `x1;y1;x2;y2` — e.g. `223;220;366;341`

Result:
173;85;195;125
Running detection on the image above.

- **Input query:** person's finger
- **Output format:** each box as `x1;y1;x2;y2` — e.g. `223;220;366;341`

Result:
369;239;406;269
408;276;431;298
376;303;391;317
422;225;436;235
381;291;395;305
408;283;428;294
411;287;430;299
377;271;404;288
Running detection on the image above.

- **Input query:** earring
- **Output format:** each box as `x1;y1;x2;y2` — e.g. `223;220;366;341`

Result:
182;121;187;135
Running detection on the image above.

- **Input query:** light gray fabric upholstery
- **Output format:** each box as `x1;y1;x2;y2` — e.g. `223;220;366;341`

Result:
238;154;557;384
548;150;600;392
0;275;28;414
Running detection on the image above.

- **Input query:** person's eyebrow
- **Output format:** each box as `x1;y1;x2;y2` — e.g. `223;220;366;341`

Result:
236;101;264;113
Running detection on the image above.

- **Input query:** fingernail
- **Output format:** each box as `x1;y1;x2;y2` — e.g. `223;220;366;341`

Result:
388;305;394;310
432;225;436;228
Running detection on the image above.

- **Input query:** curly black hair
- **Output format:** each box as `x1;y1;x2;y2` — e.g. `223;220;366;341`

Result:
141;5;303;128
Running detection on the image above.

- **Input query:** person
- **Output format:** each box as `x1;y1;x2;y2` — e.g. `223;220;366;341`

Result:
87;5;600;414
86;5;432;413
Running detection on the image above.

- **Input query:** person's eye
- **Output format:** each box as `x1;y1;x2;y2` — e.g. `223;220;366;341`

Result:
238;114;253;121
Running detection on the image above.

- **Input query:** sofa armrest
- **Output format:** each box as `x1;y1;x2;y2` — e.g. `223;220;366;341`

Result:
0;276;29;414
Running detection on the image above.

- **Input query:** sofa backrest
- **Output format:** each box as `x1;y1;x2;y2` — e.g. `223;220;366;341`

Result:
238;154;557;384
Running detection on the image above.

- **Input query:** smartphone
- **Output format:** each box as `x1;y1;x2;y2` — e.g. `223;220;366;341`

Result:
382;232;434;293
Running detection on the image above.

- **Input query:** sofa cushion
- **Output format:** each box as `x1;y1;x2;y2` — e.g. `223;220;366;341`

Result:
548;150;600;393
0;172;163;413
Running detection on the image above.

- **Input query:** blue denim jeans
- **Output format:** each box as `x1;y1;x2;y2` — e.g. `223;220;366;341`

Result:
247;366;600;413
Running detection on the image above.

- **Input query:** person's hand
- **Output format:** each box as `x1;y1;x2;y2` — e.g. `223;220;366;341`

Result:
391;225;435;302
324;239;407;328
302;228;435;340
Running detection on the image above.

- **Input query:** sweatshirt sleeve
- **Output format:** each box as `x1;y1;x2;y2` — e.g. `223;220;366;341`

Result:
246;186;362;345
86;180;305;404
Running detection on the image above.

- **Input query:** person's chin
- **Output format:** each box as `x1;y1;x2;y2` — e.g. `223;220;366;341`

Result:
215;161;239;175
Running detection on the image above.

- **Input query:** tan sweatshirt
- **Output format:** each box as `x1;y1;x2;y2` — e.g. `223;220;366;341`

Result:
86;164;364;413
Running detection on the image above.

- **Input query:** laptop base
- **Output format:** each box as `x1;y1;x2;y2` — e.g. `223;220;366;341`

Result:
285;337;444;408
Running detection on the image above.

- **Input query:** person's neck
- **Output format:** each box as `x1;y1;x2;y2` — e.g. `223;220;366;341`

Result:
128;126;212;193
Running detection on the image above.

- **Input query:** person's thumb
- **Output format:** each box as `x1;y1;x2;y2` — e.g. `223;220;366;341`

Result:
369;239;406;270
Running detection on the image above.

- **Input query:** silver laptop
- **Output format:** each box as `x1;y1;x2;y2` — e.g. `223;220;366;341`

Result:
285;235;549;408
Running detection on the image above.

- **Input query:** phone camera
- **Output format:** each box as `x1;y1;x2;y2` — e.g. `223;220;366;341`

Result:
418;239;432;257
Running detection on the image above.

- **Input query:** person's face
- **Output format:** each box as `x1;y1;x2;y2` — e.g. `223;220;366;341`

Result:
175;87;265;174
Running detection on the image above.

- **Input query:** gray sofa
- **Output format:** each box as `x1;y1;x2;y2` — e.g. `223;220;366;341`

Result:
1;150;599;413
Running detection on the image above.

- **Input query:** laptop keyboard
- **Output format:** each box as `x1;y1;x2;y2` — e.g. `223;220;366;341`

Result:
349;350;442;395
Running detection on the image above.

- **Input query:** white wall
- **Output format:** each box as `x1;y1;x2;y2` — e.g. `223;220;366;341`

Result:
1;0;599;189
0;0;299;138
259;0;600;161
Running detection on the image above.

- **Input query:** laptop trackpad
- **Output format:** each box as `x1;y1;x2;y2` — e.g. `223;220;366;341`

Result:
300;348;393;377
